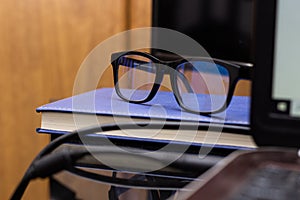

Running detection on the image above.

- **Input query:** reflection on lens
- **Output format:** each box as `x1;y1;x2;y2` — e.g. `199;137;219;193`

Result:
117;55;156;101
176;61;230;113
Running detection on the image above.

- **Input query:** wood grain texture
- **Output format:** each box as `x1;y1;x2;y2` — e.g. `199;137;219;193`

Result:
130;0;152;29
0;0;127;199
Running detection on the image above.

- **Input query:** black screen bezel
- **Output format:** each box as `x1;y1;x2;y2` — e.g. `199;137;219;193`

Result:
251;0;300;147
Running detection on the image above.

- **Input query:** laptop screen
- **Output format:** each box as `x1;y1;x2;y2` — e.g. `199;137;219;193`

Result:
251;0;300;147
152;0;255;64
272;0;300;118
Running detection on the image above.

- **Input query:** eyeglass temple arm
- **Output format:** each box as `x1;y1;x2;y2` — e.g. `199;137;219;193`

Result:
239;65;254;80
119;57;156;73
119;57;194;93
226;61;254;80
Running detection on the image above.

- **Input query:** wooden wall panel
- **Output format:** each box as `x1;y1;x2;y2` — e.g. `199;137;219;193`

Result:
130;0;152;29
97;0;153;90
0;0;127;199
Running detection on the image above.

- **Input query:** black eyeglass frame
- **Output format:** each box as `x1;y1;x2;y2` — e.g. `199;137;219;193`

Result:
111;51;253;115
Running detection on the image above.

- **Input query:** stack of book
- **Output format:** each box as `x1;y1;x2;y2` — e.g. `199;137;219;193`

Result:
36;88;256;150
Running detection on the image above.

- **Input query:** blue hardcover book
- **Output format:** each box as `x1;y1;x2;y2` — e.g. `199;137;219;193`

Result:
36;88;255;149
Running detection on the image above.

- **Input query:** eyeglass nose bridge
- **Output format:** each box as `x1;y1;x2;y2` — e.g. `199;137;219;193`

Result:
153;62;196;105
158;59;183;72
154;61;195;92
144;62;179;102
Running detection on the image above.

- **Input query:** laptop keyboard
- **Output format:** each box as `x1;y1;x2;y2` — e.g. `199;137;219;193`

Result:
230;166;300;200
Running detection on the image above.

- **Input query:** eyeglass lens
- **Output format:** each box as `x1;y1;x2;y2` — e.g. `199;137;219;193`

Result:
117;55;157;101
176;61;230;113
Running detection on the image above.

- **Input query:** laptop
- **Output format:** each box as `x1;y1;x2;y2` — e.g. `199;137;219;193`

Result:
170;0;300;199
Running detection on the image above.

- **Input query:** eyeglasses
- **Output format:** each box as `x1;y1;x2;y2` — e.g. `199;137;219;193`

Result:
111;51;253;115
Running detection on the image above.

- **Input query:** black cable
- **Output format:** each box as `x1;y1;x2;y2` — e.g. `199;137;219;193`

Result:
9;123;139;199
10;133;81;200
66;167;187;190
11;174;31;200
11;123;128;200
11;149;89;200
11;121;227;199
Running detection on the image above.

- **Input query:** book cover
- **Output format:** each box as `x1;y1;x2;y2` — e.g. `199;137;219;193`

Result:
37;88;250;126
36;88;255;149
